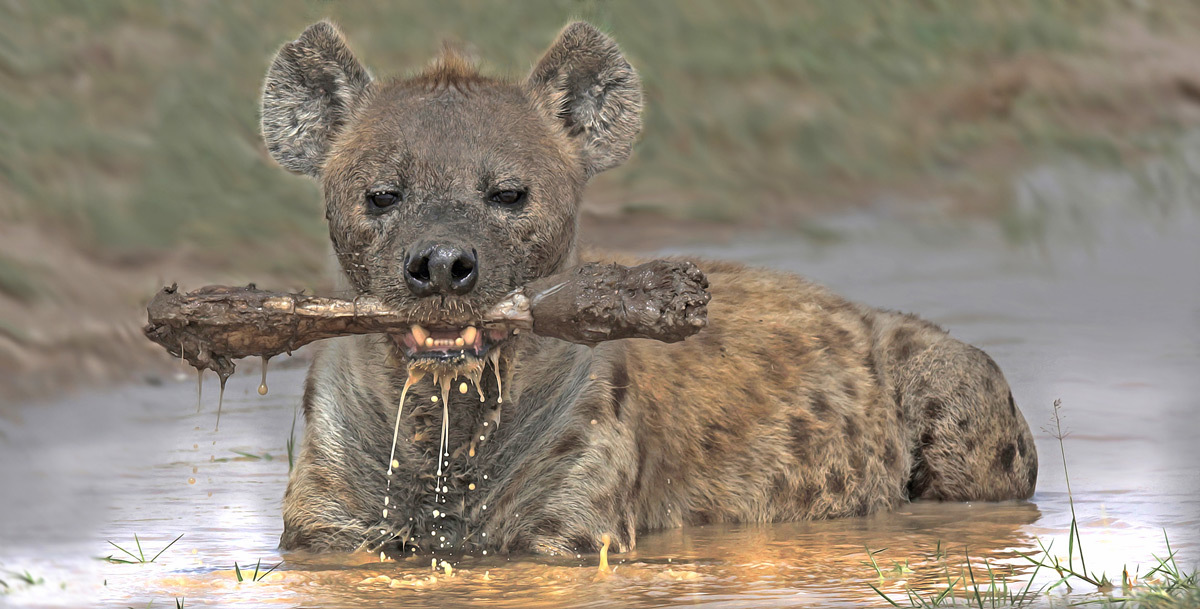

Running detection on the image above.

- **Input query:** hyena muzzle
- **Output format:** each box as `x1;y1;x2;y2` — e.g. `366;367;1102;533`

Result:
260;21;1037;557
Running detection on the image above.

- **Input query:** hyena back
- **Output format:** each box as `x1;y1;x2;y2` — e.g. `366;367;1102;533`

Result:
261;21;1037;556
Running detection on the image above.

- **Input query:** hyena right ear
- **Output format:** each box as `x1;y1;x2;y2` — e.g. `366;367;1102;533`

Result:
261;21;372;177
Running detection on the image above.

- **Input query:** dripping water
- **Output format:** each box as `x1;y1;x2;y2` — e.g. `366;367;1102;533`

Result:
258;356;269;396
435;374;451;478
488;350;504;404
214;373;229;432
196;368;203;413
384;369;423;512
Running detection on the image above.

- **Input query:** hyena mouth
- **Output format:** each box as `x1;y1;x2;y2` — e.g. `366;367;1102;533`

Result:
391;324;514;366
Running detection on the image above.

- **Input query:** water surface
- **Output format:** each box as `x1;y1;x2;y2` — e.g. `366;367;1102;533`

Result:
1;193;1198;607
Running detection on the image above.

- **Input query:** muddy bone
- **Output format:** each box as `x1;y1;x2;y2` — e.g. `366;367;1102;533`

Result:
485;260;710;345
143;260;709;377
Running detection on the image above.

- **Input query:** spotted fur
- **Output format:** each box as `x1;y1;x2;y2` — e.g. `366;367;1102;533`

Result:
262;21;1037;557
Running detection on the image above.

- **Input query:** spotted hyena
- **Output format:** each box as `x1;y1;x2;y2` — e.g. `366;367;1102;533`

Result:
260;21;1037;556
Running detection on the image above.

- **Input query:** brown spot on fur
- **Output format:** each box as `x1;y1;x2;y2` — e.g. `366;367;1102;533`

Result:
826;470;847;494
811;391;833;419
844;417;862;441
551;432;584;457
701;424;720;454
996;443;1016;473
924;398;944;420
892;327;917;360
841;378;858;400
788;413;816;458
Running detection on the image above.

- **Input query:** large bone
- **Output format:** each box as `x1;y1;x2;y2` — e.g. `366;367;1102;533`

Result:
143;260;710;378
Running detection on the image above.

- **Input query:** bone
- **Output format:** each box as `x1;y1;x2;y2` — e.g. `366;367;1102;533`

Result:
143;260;710;377
482;260;710;346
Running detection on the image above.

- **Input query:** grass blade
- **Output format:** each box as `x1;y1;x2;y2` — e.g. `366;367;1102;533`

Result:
149;533;184;563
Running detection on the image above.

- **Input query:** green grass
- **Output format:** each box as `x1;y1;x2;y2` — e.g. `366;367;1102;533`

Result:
102;533;184;565
0;255;40;303
3;0;1199;285
233;558;280;583
866;400;1198;608
0;569;44;589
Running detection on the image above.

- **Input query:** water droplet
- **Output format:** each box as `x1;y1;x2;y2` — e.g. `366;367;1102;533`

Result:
258;356;269;395
468;483;476;490
187;477;196;485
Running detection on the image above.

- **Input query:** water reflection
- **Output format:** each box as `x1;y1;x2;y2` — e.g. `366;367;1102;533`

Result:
2;162;1199;606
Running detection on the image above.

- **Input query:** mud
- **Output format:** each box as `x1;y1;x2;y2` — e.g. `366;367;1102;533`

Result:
143;261;710;378
484;260;710;345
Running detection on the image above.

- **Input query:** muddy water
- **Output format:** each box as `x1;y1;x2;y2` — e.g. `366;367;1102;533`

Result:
2;179;1199;607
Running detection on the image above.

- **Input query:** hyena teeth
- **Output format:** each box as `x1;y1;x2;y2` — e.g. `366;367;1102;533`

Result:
411;324;429;345
454;337;465;347
461;326;478;345
424;337;435;348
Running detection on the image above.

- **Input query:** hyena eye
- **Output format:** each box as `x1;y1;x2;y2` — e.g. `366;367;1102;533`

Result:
365;190;400;214
488;189;527;206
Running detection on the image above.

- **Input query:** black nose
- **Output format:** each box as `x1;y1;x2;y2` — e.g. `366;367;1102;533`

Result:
404;243;478;297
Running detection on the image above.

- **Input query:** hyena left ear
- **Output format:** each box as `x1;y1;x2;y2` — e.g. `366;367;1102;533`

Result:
525;22;643;177
261;21;372;177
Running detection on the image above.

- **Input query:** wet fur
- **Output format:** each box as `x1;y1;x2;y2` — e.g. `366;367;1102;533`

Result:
264;22;1037;557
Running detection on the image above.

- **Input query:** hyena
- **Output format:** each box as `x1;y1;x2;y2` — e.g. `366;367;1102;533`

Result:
261;21;1037;556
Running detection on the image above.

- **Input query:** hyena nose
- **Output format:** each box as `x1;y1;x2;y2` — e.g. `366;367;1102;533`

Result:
404;243;479;297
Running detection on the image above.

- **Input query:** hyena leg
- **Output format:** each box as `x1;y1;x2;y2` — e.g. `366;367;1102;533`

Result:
885;326;1038;501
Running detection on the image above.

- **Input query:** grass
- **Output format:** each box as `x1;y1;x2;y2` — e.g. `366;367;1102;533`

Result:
102;533;184;565
0;570;44;590
866;399;1198;607
866;545;1045;608
233;559;280;583
3;0;1200;277
0;255;40;303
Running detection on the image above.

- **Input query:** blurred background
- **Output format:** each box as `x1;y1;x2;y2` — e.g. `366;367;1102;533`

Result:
3;3;1200;606
3;0;1200;401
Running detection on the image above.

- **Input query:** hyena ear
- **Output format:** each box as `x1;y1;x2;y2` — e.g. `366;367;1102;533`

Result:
261;21;372;177
525;22;643;177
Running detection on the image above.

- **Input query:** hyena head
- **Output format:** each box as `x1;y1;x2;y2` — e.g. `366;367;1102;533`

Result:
261;21;641;375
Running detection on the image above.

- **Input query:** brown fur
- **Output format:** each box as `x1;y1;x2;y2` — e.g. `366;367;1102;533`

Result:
261;21;1037;557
